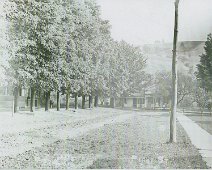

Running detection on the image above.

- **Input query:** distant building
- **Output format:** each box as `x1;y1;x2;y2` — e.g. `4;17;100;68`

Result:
105;89;171;110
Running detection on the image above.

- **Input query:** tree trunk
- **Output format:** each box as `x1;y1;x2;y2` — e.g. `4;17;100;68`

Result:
30;87;35;112
121;98;124;108
39;91;42;108
45;91;50;111
89;95;93;108
36;91;41;110
37;94;40;109
170;0;179;143
19;87;22;96
110;97;115;108
27;88;30;107
82;95;85;109
66;89;70;110
94;95;98;107
5;86;8;95
200;106;204;115
57;91;60;111
75;93;78;109
13;86;19;113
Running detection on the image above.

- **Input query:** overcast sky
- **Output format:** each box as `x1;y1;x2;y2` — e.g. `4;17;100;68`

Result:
1;0;211;46
96;0;212;46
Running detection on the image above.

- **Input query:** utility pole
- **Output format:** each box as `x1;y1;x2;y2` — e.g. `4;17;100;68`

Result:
170;0;180;143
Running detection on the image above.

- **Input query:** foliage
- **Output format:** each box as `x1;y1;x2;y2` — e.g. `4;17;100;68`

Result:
154;71;194;105
196;34;212;92
4;0;148;109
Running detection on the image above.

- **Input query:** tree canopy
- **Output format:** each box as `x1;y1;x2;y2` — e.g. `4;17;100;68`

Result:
4;0;147;111
196;34;212;92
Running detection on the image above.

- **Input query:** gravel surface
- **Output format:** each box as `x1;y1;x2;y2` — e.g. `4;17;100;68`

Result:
185;113;212;135
87;112;208;169
0;108;131;157
0;109;209;169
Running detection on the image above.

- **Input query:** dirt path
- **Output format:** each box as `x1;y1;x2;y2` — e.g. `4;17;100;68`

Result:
0;108;132;157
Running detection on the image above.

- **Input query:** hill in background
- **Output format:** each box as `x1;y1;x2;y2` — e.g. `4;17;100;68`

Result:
142;41;205;74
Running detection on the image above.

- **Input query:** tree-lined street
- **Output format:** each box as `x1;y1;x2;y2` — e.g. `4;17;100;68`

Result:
0;108;209;169
0;0;212;169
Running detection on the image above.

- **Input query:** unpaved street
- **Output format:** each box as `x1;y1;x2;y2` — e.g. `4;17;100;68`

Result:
0;108;208;169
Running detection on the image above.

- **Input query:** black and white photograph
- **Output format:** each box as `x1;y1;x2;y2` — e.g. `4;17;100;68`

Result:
0;0;212;169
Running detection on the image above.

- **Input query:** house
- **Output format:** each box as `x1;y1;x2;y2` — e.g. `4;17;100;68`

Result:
121;93;170;110
0;85;26;112
105;88;170;110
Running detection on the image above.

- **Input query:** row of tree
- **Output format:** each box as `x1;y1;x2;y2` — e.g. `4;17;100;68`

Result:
4;0;149;112
153;34;212;113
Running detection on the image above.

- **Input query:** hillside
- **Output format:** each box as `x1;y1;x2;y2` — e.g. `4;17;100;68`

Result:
142;41;205;74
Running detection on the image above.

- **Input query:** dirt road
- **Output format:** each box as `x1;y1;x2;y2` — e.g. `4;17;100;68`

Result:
0;108;208;168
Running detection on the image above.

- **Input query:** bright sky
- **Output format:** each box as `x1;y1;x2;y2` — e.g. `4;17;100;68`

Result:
1;0;211;77
1;0;212;46
96;0;212;46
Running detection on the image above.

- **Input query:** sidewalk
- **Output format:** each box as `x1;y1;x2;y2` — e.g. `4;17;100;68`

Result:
177;113;212;168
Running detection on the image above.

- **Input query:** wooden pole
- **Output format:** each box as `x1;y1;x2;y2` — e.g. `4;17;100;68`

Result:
170;0;180;143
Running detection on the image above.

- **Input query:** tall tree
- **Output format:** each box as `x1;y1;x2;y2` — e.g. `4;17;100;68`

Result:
196;33;212;114
4;0;150;112
154;71;194;106
196;34;212;92
5;0;63;111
